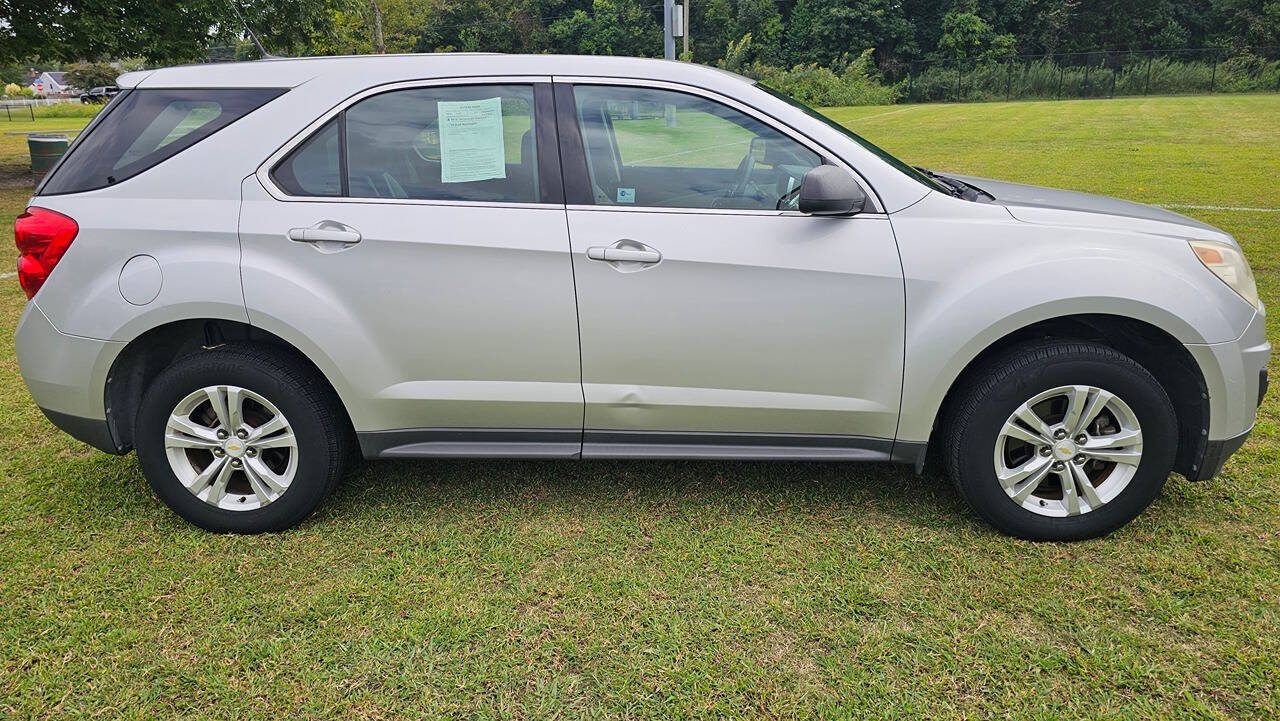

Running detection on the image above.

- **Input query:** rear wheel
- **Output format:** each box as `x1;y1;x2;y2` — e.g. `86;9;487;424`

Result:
136;345;351;533
944;340;1177;541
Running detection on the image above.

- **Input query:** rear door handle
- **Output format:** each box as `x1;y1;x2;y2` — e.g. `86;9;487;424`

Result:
586;245;661;264
287;226;362;244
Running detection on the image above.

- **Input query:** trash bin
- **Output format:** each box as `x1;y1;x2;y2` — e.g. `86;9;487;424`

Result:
28;134;70;176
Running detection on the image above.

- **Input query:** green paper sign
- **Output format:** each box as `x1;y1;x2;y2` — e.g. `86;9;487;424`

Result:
439;97;507;184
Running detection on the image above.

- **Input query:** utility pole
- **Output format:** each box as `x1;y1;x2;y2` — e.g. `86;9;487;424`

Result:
663;0;675;61
683;2;690;57
663;0;676;125
370;1;385;54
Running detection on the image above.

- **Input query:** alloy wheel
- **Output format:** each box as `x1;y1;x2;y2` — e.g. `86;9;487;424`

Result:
163;385;298;511
993;384;1144;517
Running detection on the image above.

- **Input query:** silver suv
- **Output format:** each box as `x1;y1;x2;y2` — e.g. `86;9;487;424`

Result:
15;55;1268;540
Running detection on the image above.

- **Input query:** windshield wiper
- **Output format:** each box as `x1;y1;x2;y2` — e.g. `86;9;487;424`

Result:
913;166;967;197
914;167;994;202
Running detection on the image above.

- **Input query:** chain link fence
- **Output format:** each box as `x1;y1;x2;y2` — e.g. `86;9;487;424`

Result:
889;47;1280;103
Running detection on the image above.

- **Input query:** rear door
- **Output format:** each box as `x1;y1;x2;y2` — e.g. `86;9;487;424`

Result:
555;80;906;458
240;78;584;457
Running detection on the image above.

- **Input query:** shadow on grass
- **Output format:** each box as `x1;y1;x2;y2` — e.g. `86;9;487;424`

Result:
42;447;978;536
320;455;974;533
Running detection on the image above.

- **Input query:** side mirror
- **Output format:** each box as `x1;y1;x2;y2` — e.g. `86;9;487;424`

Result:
798;165;868;216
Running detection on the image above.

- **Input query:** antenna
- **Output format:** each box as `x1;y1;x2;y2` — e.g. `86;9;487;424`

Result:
228;1;276;59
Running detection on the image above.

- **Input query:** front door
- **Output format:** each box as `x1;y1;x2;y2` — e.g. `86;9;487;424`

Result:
240;79;583;457
557;81;905;458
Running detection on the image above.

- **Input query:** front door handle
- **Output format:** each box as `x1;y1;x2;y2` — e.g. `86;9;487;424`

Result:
287;226;362;244
586;241;661;265
586;246;661;263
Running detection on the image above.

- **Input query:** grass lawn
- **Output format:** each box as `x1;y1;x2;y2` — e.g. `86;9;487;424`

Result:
1;95;1278;719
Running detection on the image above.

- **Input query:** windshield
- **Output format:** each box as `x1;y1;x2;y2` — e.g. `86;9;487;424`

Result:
755;83;950;194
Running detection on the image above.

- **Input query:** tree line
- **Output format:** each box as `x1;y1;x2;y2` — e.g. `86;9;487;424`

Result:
2;1;1277;74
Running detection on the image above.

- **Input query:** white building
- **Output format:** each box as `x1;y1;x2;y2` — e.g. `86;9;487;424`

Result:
28;71;70;96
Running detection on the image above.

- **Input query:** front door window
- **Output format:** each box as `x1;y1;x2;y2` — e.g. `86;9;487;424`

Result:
572;85;823;211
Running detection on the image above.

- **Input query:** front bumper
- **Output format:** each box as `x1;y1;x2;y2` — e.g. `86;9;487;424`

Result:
15;302;125;454
1191;426;1255;481
1183;306;1269;480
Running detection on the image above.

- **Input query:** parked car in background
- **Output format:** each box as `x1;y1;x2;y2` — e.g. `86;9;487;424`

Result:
79;86;119;103
13;55;1269;540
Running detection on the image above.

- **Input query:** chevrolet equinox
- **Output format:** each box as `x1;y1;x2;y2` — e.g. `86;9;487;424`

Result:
14;55;1269;539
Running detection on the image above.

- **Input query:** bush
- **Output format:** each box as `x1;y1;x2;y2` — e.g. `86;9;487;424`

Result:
2;84;36;99
900;53;1280;103
1212;53;1280;93
720;40;898;107
31;103;104;118
904;59;1125;102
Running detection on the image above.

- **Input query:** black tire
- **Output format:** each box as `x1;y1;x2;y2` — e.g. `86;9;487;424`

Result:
943;340;1178;542
135;344;353;533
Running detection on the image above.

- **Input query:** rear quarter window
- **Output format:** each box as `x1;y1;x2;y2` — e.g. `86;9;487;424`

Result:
40;88;286;195
270;117;342;197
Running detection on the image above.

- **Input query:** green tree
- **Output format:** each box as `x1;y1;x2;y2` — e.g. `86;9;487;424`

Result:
65;61;119;90
1152;18;1192;48
547;0;661;57
317;0;437;55
0;60;34;84
784;0;917;67
409;0;572;54
732;0;784;64
3;0;1277;78
0;0;336;64
982;32;1017;61
937;0;991;60
689;0;736;62
1211;0;1280;48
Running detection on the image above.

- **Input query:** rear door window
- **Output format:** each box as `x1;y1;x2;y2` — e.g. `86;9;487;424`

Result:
41;88;285;195
346;85;538;203
271;84;544;204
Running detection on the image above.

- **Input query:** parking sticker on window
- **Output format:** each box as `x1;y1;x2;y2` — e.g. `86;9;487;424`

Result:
617;187;636;203
438;97;507;183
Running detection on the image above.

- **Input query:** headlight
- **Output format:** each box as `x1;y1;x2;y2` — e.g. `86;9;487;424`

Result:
1190;240;1260;309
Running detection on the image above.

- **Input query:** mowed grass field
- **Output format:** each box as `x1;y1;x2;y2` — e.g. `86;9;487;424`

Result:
1;95;1279;719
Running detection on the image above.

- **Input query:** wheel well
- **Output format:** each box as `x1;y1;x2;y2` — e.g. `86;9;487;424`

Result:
105;319;352;453
929;314;1209;478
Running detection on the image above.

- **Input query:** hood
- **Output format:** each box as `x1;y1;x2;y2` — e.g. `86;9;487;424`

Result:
949;174;1229;242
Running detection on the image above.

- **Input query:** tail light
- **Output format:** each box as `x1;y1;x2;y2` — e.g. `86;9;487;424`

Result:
14;207;78;299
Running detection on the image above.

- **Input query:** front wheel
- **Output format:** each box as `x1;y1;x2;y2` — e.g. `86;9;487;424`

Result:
135;345;352;533
943;341;1178;541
